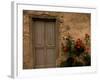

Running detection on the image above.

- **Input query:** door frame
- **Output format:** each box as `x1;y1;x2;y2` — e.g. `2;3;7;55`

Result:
29;15;59;68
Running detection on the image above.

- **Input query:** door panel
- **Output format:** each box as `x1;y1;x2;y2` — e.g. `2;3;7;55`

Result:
45;22;55;46
34;21;44;47
35;48;45;68
46;48;56;67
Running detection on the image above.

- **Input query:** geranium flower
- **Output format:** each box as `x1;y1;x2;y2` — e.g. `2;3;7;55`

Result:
61;43;68;52
63;47;68;52
76;38;83;46
75;38;85;56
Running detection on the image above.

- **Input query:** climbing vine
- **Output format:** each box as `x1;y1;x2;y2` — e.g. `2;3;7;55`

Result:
60;33;91;67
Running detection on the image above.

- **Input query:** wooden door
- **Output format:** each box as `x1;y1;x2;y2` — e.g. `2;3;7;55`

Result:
32;18;56;68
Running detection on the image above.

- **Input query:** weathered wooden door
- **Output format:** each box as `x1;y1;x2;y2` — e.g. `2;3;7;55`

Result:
32;18;56;68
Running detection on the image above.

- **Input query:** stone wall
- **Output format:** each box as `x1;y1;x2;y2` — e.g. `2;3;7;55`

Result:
23;10;90;68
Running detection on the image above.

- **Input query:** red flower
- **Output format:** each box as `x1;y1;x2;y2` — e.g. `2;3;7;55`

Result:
61;43;68;52
76;45;81;48
63;47;68;52
76;38;83;46
75;38;85;56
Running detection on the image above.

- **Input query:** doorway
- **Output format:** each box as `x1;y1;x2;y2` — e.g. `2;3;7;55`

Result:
32;18;57;68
